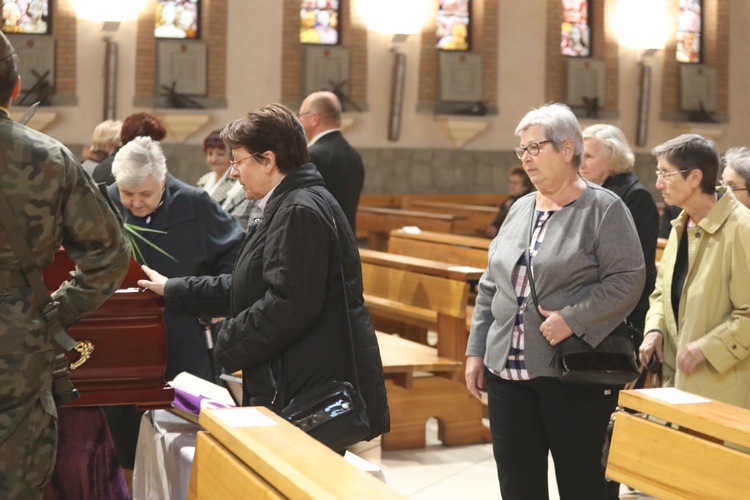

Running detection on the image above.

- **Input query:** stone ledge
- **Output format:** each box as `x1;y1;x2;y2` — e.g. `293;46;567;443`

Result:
157;112;212;143
434;116;490;148
8;109;58;132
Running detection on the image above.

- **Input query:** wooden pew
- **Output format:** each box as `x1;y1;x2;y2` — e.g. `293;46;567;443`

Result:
607;388;750;499
228;333;489;451
376;332;489;450
655;238;667;269
359;249;483;362
189;406;402;499
359;193;508;210
401;199;501;236
359;194;400;207
387;229;490;269
356;206;465;251
401;193;508;207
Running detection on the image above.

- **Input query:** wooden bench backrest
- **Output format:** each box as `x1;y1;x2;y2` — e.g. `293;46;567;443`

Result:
401;199;500;214
360;193;508;209
388;230;489;269
401;193;508;207
359;194;400;207
607;389;750;500
361;261;469;318
401;200;499;236
359;248;483;281
191;407;401;499
655;238;667;267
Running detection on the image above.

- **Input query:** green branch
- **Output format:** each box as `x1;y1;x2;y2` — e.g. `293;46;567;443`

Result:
122;223;178;265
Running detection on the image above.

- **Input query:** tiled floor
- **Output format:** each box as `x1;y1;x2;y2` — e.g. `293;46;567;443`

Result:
349;419;655;499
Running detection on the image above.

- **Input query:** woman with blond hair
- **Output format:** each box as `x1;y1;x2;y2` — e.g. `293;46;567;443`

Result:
581;123;659;336
81;119;122;175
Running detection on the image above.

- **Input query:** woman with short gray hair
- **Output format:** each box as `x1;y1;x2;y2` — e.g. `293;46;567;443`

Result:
105;135;244;479
641;134;750;411
466;103;645;498
721;146;750;208
111;135;167;188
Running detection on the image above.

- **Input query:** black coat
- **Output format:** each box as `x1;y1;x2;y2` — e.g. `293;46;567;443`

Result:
309;131;365;234
602;172;659;333
164;164;390;441
92;149;118;186
108;174;244;380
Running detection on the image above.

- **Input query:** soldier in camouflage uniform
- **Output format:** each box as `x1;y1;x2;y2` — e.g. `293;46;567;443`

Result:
0;32;130;499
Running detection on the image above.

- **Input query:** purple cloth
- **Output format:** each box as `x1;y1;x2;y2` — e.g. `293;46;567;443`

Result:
43;407;130;500
172;386;232;415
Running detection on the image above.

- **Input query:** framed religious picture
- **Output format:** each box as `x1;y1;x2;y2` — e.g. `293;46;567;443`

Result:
677;0;702;63
155;0;200;39
300;0;340;45
436;0;470;51
561;0;590;57
1;0;51;35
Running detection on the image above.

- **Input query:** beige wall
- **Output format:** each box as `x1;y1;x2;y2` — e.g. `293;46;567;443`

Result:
10;0;748;161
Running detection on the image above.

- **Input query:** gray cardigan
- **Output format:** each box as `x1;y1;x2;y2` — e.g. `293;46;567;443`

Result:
466;182;646;377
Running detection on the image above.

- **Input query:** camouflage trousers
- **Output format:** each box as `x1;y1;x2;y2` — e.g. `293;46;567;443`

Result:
0;350;57;499
0;287;58;499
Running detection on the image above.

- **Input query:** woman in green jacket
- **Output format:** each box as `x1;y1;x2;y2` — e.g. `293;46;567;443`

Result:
641;134;750;409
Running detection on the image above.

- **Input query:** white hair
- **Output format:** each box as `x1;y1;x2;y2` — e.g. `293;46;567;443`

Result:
723;147;750;187
582;124;635;174
515;103;583;168
112;136;167;186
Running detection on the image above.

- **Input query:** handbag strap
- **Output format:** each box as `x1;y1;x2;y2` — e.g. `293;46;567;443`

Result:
273;189;365;407
525;201;543;319
0;185;78;352
313;190;364;396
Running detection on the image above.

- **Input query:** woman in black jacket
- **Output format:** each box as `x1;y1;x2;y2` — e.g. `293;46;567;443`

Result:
581;124;659;338
138;104;390;449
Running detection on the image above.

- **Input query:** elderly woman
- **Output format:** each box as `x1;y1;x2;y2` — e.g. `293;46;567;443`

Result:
81;119;122;175
137;104;390;451
465;103;645;498
581;124;659;336
196;129;236;206
640;135;750;410
104;136;244;482
485;165;535;238
92;112;168;186
721;147;750;209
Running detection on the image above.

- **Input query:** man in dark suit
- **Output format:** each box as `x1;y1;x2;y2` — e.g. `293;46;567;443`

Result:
298;91;364;233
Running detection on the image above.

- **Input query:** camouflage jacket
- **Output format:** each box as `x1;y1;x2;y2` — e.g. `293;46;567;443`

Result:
0;110;130;345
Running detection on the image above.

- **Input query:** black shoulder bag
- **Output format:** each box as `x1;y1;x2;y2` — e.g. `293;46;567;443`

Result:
525;205;640;386
0;186;93;406
275;193;370;451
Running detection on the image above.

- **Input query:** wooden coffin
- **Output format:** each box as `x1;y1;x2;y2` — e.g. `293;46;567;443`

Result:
43;249;174;410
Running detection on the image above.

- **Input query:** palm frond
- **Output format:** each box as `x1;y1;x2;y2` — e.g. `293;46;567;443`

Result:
122;223;178;264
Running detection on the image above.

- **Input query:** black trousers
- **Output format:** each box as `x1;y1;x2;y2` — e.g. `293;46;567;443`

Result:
485;371;618;500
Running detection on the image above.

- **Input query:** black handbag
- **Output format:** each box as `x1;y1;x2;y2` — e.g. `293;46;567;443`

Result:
553;321;640;385
525;205;640;386
276;192;371;451
280;380;370;452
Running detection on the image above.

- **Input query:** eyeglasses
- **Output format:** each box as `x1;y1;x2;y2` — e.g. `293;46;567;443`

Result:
297;111;314;118
514;140;553;160
655;169;690;180
230;152;263;169
718;180;749;192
